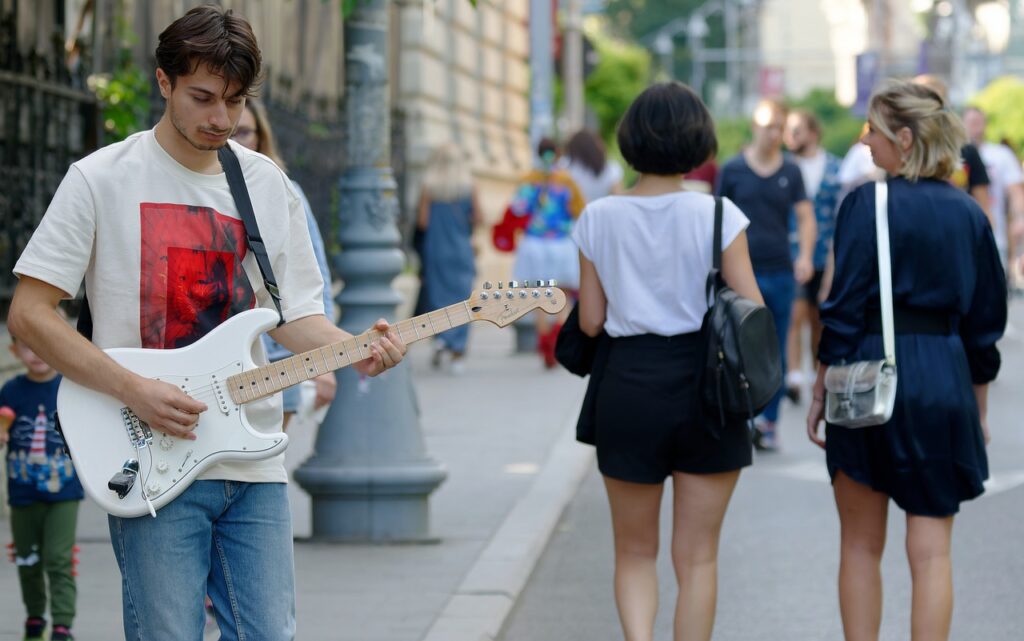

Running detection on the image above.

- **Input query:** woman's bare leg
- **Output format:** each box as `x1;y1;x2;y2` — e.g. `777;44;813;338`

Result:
670;470;740;641
834;471;889;641
906;513;954;641
604;476;665;641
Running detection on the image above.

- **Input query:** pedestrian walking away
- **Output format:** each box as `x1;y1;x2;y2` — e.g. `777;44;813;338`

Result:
561;129;624;204
509;137;585;368
415;143;481;376
6;6;406;640
573;81;763;641
807;79;1007;641
1;333;83;641
717;98;817;451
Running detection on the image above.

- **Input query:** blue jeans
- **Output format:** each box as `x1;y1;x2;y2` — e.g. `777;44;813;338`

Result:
109;481;295;641
755;271;796;423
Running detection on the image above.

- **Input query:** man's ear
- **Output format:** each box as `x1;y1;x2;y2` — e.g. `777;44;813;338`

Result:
155;68;172;100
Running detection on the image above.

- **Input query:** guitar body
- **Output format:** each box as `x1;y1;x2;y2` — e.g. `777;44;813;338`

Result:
57;308;288;518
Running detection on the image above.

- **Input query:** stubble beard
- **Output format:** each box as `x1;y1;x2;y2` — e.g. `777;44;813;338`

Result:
169;103;227;152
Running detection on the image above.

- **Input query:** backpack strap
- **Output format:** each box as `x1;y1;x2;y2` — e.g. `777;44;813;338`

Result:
218;145;285;327
705;196;724;304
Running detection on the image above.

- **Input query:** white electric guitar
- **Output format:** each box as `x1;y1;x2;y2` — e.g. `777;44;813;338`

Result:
57;281;567;518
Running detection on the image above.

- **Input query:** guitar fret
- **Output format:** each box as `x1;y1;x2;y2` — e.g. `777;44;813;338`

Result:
442;306;455;329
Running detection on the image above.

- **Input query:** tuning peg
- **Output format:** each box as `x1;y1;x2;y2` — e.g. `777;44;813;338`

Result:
506;291;515;299
483;281;492;290
497;281;504;289
532;289;540;298
509;280;519;288
519;290;528;299
547;279;557;287
545;288;553;297
535;280;545;288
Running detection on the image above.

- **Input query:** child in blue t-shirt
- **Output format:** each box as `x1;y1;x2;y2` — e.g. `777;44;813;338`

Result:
1;335;82;641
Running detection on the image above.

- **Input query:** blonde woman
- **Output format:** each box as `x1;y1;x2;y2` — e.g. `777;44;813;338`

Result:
233;99;337;427
416;143;481;374
807;80;1006;640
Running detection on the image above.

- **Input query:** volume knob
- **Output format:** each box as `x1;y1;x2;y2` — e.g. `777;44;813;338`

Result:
159;438;174;451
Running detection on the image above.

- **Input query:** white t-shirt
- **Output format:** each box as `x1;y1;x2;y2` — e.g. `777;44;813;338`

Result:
572;192;749;337
794;149;827;202
15;130;325;483
978;142;1024;254
567;159;624;204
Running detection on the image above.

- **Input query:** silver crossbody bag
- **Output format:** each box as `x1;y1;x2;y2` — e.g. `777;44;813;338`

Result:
824;180;898;428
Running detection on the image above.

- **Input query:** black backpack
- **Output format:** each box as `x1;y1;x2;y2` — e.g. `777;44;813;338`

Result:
701;198;782;426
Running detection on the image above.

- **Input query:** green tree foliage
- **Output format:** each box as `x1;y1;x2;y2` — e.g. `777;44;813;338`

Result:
603;0;725;85
789;89;864;157
583;27;651;142
89;61;150;143
970;76;1024;156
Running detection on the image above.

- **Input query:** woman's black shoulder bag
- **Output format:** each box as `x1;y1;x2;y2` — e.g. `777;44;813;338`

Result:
701;198;783;426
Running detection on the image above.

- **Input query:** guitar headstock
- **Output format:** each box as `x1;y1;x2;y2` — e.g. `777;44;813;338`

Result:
467;280;567;327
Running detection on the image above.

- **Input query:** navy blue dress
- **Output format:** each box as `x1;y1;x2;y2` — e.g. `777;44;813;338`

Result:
818;178;1006;516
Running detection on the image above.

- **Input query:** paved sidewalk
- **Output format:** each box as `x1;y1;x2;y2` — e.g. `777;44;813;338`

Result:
0;322;592;641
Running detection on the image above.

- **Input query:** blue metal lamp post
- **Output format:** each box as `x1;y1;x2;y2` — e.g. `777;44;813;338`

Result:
293;0;447;541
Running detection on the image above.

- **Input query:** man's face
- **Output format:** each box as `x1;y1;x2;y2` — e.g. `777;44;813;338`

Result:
752;105;785;153
784;114;813;155
158;64;246;152
963;109;986;145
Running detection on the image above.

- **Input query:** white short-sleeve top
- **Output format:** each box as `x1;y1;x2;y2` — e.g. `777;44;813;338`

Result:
572;192;749;337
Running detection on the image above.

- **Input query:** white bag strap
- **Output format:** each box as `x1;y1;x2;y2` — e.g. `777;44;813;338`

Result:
875;180;896;366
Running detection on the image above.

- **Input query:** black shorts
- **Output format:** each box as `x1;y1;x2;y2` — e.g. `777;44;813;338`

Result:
798;269;826;305
592;333;752;483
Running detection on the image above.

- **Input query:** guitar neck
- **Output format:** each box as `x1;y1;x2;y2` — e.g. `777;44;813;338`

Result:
228;300;475;405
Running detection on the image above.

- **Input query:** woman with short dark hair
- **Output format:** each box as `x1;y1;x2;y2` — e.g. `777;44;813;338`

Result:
807;79;1006;640
574;81;762;641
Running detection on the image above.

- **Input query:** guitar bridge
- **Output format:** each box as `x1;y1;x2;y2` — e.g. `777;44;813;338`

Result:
121;408;153;449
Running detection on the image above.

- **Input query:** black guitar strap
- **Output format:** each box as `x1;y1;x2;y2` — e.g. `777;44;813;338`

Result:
217;144;286;327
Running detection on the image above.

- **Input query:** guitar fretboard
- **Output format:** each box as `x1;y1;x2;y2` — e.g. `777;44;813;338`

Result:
227;300;474;404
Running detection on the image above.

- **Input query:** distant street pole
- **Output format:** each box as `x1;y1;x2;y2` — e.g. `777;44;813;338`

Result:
562;0;585;132
293;0;447;542
530;0;555;145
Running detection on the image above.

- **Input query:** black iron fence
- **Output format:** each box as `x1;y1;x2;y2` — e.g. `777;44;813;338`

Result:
0;2;100;317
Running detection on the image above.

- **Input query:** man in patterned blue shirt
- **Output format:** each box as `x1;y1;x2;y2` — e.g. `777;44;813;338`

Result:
783;109;842;404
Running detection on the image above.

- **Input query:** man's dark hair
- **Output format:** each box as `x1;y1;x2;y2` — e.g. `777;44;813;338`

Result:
617;82;717;176
155;5;262;96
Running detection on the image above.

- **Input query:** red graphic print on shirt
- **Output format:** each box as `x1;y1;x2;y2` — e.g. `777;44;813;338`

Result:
140;203;255;349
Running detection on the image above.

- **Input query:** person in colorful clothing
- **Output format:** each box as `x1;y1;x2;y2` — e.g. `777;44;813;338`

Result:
783;109;843;403
511;137;585;368
1;334;83;641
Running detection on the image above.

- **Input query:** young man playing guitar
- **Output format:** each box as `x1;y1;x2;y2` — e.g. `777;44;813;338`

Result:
7;6;405;640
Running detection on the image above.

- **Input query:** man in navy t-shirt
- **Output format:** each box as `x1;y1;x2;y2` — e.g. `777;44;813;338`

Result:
718;98;816;451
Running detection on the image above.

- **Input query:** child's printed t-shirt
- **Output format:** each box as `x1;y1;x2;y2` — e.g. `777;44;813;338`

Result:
0;375;84;506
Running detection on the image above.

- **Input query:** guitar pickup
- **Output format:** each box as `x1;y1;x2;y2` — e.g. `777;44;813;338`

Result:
108;459;139;499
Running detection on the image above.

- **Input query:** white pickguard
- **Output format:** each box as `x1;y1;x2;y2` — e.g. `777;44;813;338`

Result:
57;308;288;518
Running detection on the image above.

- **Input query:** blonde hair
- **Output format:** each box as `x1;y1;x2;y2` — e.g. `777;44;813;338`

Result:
422;143;473;201
867;79;965;182
244;98;287;172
